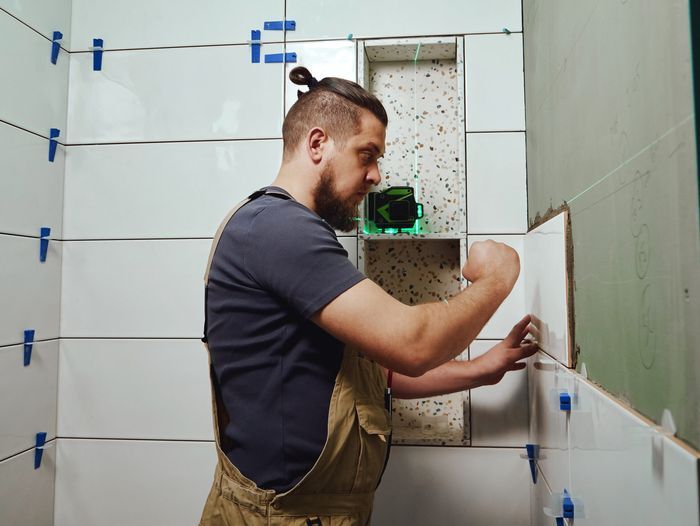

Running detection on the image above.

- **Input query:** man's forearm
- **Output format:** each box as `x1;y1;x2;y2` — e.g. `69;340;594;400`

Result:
406;276;512;375
384;360;490;399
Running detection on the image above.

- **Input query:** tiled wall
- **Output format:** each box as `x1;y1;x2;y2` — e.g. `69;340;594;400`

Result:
0;2;70;523
1;1;536;525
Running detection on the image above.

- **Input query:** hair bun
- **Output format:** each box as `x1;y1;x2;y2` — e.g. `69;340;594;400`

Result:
289;66;319;89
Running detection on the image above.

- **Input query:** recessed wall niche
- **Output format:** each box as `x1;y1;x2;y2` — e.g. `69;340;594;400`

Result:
358;37;469;446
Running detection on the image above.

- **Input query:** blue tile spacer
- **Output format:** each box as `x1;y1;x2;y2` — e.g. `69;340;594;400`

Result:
264;20;296;31
251;29;261;63
562;489;574;519
93;38;104;70
51;31;63;64
48;128;60;162
555;518;565;526
34;432;47;469
525;443;539;483
264;52;297;64
559;392;572;411
40;227;51;262
23;329;35;366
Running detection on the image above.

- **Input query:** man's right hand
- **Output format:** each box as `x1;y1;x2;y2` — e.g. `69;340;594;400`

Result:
462;239;520;293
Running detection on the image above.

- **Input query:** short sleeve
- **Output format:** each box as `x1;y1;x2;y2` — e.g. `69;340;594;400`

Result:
244;202;366;318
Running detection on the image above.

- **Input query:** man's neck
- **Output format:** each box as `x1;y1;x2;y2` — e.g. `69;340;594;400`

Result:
271;161;318;212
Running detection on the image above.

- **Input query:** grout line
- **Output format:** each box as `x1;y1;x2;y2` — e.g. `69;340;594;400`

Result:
0;437;57;465
69;40;284;54
58;337;203;341
0;118;61;143
287;31;523;45
0;338;60;350
466;129;526;134
64;137;283;147
56;436;215;444
0;7;70;52
59;236;214;242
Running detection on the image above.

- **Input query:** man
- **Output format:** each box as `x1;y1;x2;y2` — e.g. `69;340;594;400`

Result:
199;67;537;525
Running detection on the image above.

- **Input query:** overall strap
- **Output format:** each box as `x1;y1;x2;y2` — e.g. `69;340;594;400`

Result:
202;188;291;343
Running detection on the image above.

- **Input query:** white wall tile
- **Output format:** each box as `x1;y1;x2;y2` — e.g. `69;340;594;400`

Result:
0;121;64;238
569;375;699;525
0;235;61;346
0;0;72;45
470;340;529;447
528;352;571;494
0;11;69;136
287;0;522;41
0;443;56;526
54;439;217;526
530;467;554;526
467;132;527;234
67;45;285;144
524;211;572;366
338;236;358;268
63;140;282;239
70;0;283;51
465;33;525;132
58;339;212;440
468;235;525;339
284;40;356;114
374;446;530;525
0;340;58;461
60;239;209;338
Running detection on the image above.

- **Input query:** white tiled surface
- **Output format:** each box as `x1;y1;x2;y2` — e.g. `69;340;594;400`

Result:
470;340;529;447
465;33;525;132
468;235;526;339
524;211;571;366
54;439;217;526
528;352;571;494
0;340;58;461
0;0;72;44
0;11;69;136
284;40;356;114
70;0;283;50
0;121;65;238
467;132;527;234
63;140;282;239
339;236;358;268
67;45;285;144
569;375;700;525
530;467;555;526
60;239;209;338
0;234;61;347
286;0;522;41
58;339;212;440
0;442;56;526
373;446;530;525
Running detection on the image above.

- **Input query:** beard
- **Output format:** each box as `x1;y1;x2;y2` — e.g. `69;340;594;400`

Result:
313;165;359;232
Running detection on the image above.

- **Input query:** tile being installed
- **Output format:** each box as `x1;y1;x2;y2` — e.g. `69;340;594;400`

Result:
0;0;72;44
569;375;700;525
367;52;465;235
67;44;284;143
524;211;573;366
361;239;467;444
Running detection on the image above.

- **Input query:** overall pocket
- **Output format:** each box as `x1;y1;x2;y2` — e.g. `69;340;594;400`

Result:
351;401;391;493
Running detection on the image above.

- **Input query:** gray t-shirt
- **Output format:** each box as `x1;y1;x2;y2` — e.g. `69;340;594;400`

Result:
205;187;366;492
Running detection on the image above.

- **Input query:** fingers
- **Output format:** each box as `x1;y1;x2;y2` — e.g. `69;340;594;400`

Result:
506;314;532;343
510;362;527;371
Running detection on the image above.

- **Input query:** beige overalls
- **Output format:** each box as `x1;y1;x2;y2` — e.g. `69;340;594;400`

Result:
200;190;392;526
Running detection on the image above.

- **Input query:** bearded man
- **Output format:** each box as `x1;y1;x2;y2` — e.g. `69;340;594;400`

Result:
199;66;535;526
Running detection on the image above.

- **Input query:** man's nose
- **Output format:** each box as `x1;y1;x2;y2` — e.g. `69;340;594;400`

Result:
367;163;382;185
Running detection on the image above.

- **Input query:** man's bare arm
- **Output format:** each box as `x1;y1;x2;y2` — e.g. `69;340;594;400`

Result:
312;240;520;377
386;315;538;399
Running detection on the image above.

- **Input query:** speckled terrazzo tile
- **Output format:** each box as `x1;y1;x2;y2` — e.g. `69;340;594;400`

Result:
392;393;469;445
368;59;462;235
366;43;455;62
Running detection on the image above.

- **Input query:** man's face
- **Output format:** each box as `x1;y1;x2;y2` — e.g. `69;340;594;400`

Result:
313;110;386;232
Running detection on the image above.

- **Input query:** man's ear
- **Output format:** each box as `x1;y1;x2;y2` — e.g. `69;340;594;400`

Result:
306;127;329;164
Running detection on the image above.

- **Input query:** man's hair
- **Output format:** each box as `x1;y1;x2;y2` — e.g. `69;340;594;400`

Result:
282;66;388;158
